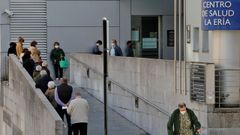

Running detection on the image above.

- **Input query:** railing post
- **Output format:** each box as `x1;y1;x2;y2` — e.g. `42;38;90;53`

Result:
103;17;109;135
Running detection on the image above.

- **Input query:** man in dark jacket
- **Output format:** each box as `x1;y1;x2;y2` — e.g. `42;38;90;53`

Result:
167;103;201;135
7;42;17;56
55;77;74;135
35;70;53;93
92;40;102;55
125;40;134;57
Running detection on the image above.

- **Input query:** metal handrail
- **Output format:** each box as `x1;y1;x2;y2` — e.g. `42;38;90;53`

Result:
215;68;240;71
69;55;170;117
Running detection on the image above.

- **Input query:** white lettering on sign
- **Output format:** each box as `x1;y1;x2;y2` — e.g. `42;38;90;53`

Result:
202;0;235;27
203;1;232;8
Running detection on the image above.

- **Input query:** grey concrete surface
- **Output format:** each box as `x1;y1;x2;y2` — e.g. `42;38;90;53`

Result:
69;53;214;135
0;55;64;135
61;83;148;135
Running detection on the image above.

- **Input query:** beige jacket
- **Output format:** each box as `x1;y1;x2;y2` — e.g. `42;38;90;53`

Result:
29;46;41;63
16;42;23;58
67;97;89;124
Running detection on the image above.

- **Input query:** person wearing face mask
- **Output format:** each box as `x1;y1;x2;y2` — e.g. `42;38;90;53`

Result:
167;102;201;135
50;42;65;80
92;40;102;55
110;39;123;56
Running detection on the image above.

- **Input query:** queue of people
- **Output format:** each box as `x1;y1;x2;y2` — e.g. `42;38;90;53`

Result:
8;36;203;135
8;36;90;135
92;39;134;57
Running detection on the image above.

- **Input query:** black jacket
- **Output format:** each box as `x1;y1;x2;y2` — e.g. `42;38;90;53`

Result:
35;75;53;93
7;47;17;56
50;48;65;64
126;47;134;57
92;45;102;55
114;46;123;56
57;84;73;104
23;58;35;77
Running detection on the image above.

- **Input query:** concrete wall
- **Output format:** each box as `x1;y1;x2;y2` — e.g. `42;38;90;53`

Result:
0;0;175;78
69;53;216;135
186;0;212;63
131;0;173;15
0;0;10;78
47;0;120;54
0;55;64;135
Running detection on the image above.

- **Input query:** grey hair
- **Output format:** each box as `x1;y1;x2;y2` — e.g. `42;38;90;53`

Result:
40;70;47;76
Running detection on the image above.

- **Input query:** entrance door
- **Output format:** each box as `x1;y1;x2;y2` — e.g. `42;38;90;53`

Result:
131;16;159;59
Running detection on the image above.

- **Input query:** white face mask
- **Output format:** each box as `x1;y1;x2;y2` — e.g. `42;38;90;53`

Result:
111;43;115;46
180;111;186;115
96;43;100;46
55;45;59;49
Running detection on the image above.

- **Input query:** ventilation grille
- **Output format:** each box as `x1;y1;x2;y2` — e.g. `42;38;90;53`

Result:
10;1;47;60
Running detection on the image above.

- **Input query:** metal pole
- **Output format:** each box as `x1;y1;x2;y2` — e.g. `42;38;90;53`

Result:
103;17;108;135
174;0;177;93
183;0;187;95
179;0;182;94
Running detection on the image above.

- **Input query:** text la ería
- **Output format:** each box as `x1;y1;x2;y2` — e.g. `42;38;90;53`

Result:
204;18;231;26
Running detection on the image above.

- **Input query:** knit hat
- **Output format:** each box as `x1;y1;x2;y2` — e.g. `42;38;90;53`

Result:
42;61;48;67
35;65;42;71
48;81;55;89
40;70;47;76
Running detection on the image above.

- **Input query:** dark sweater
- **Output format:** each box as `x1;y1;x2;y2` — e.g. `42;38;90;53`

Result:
7;47;17;56
167;108;201;135
57;84;73;104
50;48;65;64
35;75;53;93
23;58;35;77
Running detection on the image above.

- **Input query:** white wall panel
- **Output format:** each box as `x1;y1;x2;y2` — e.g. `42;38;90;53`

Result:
47;1;120;27
47;27;120;53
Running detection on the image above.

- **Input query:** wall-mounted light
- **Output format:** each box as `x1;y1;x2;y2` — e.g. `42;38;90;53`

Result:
3;9;14;17
186;25;191;44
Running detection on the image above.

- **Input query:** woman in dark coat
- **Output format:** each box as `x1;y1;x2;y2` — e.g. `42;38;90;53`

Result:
22;50;35;77
50;42;65;80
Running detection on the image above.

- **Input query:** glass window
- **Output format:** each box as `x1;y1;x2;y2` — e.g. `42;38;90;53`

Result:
193;27;199;52
131;16;159;58
202;31;209;52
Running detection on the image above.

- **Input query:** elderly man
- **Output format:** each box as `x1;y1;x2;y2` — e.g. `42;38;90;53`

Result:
67;92;89;135
167;102;201;135
35;70;53;93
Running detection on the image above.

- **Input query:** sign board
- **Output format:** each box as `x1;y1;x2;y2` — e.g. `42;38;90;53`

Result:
190;64;206;103
142;38;157;49
202;0;240;30
167;30;174;47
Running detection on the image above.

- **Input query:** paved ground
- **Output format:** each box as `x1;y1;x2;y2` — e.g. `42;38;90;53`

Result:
62;84;148;135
